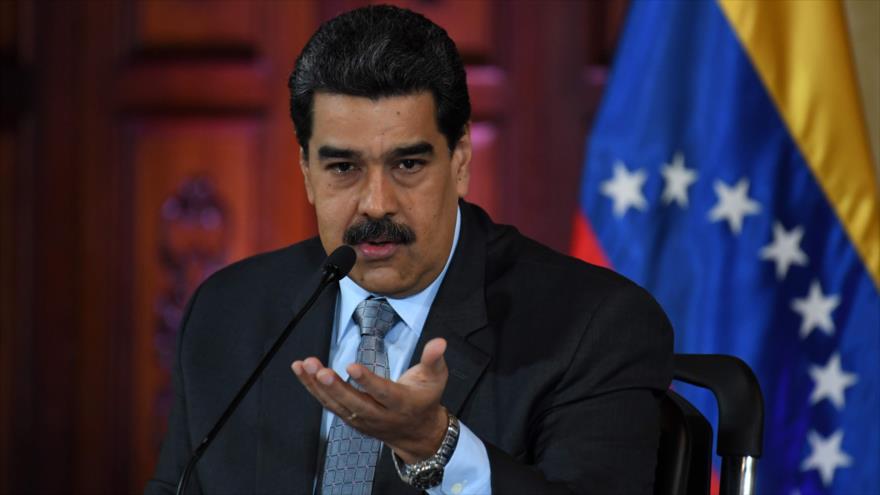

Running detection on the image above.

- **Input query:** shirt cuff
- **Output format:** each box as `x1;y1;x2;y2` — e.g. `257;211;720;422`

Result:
426;420;491;495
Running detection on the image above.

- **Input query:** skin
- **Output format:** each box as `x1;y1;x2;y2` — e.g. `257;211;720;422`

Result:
292;91;472;464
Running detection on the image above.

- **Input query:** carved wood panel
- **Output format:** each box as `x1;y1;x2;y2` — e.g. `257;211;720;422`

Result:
128;119;262;478
133;1;260;53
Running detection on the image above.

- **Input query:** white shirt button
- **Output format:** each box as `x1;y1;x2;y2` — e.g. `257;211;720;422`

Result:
451;482;464;494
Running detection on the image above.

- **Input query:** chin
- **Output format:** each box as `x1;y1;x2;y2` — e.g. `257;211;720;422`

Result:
354;269;411;297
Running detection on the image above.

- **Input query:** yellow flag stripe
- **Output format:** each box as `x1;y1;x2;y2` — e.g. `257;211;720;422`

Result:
718;0;879;289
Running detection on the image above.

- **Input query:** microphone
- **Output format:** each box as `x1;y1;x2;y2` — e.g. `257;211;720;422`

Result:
176;245;357;495
321;244;357;284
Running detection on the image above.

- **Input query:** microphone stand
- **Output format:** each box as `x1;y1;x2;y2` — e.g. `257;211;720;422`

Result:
176;264;347;495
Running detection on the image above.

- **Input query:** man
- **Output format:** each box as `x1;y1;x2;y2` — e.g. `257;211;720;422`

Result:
147;5;672;495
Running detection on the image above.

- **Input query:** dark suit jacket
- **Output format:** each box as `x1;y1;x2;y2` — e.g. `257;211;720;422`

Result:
146;201;673;494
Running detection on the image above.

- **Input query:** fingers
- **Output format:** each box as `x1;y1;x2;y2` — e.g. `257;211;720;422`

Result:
347;363;402;407
397;338;449;389
420;338;448;375
292;358;351;416
291;352;448;453
291;357;384;422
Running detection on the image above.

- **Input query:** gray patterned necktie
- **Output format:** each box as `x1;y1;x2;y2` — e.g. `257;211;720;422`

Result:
321;297;398;495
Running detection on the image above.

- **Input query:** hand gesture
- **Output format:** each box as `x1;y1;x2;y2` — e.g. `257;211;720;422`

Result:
292;337;449;463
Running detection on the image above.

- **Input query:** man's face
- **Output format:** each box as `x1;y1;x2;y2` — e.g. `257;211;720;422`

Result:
301;92;471;298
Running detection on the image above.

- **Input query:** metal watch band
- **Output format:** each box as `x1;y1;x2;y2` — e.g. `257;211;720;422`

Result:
392;411;460;490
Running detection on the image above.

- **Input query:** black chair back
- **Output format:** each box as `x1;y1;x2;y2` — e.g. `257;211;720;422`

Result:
655;354;764;495
655;390;713;494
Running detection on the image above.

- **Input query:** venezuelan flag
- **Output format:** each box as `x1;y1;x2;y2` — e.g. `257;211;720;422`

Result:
573;1;879;493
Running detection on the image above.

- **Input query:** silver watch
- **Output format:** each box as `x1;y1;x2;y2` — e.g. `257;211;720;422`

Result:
392;411;460;490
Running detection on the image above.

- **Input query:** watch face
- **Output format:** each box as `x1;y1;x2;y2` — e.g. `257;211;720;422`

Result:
412;469;443;490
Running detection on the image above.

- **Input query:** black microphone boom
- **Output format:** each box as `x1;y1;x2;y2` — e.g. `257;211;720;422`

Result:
176;245;357;495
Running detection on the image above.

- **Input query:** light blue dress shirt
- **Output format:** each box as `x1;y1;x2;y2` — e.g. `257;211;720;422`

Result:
320;207;492;495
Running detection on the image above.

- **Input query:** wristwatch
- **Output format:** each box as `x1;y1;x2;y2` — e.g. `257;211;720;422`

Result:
392;410;460;490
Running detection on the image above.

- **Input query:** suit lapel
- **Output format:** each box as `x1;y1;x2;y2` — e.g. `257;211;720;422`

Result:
417;201;494;415
373;202;495;492
256;242;337;495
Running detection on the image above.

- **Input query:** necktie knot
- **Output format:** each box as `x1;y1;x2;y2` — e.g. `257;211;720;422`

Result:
353;297;397;339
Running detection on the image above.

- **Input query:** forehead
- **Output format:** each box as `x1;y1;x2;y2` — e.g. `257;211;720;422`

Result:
309;92;442;153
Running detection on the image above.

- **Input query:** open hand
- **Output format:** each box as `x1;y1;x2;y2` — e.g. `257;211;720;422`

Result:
291;337;449;463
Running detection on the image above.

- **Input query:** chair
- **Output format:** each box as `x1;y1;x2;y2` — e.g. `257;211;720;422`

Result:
655;354;765;495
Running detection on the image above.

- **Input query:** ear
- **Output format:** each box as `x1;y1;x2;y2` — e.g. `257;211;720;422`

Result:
452;124;472;198
299;146;316;205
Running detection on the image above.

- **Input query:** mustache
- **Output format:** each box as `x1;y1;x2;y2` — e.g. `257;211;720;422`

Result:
343;216;416;245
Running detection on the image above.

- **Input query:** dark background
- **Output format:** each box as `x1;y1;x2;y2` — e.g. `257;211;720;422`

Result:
0;1;628;493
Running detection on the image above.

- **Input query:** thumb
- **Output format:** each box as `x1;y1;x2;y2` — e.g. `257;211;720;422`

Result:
420;338;448;376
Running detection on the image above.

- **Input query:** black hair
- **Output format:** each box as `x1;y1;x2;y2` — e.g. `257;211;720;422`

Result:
288;5;470;157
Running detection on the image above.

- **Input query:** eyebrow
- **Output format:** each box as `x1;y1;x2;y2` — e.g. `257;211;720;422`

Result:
387;142;434;160
317;142;435;161
317;146;362;161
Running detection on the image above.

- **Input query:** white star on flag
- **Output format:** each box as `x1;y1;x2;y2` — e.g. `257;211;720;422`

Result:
660;152;698;207
600;161;647;217
759;221;808;280
809;353;858;410
708;177;761;234
792;280;841;339
801;429;852;487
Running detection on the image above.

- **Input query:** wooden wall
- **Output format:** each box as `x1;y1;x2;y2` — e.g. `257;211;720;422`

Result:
0;1;627;493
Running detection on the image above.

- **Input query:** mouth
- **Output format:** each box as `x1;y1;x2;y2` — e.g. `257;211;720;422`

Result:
355;240;401;260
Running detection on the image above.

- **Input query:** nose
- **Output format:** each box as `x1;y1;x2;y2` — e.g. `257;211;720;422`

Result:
358;165;398;219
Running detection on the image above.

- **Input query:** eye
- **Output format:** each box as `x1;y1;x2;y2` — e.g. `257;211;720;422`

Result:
328;162;356;174
395;159;425;173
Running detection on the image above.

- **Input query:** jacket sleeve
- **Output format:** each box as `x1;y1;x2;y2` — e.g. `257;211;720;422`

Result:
488;282;674;494
144;285;205;495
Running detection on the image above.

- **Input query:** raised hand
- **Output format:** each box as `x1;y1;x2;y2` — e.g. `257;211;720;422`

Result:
291;337;450;463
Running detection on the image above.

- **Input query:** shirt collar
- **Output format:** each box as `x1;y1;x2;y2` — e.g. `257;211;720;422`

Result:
336;206;462;343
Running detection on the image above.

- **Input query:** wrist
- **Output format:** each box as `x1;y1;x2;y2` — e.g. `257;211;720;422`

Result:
392;410;461;491
394;406;449;464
